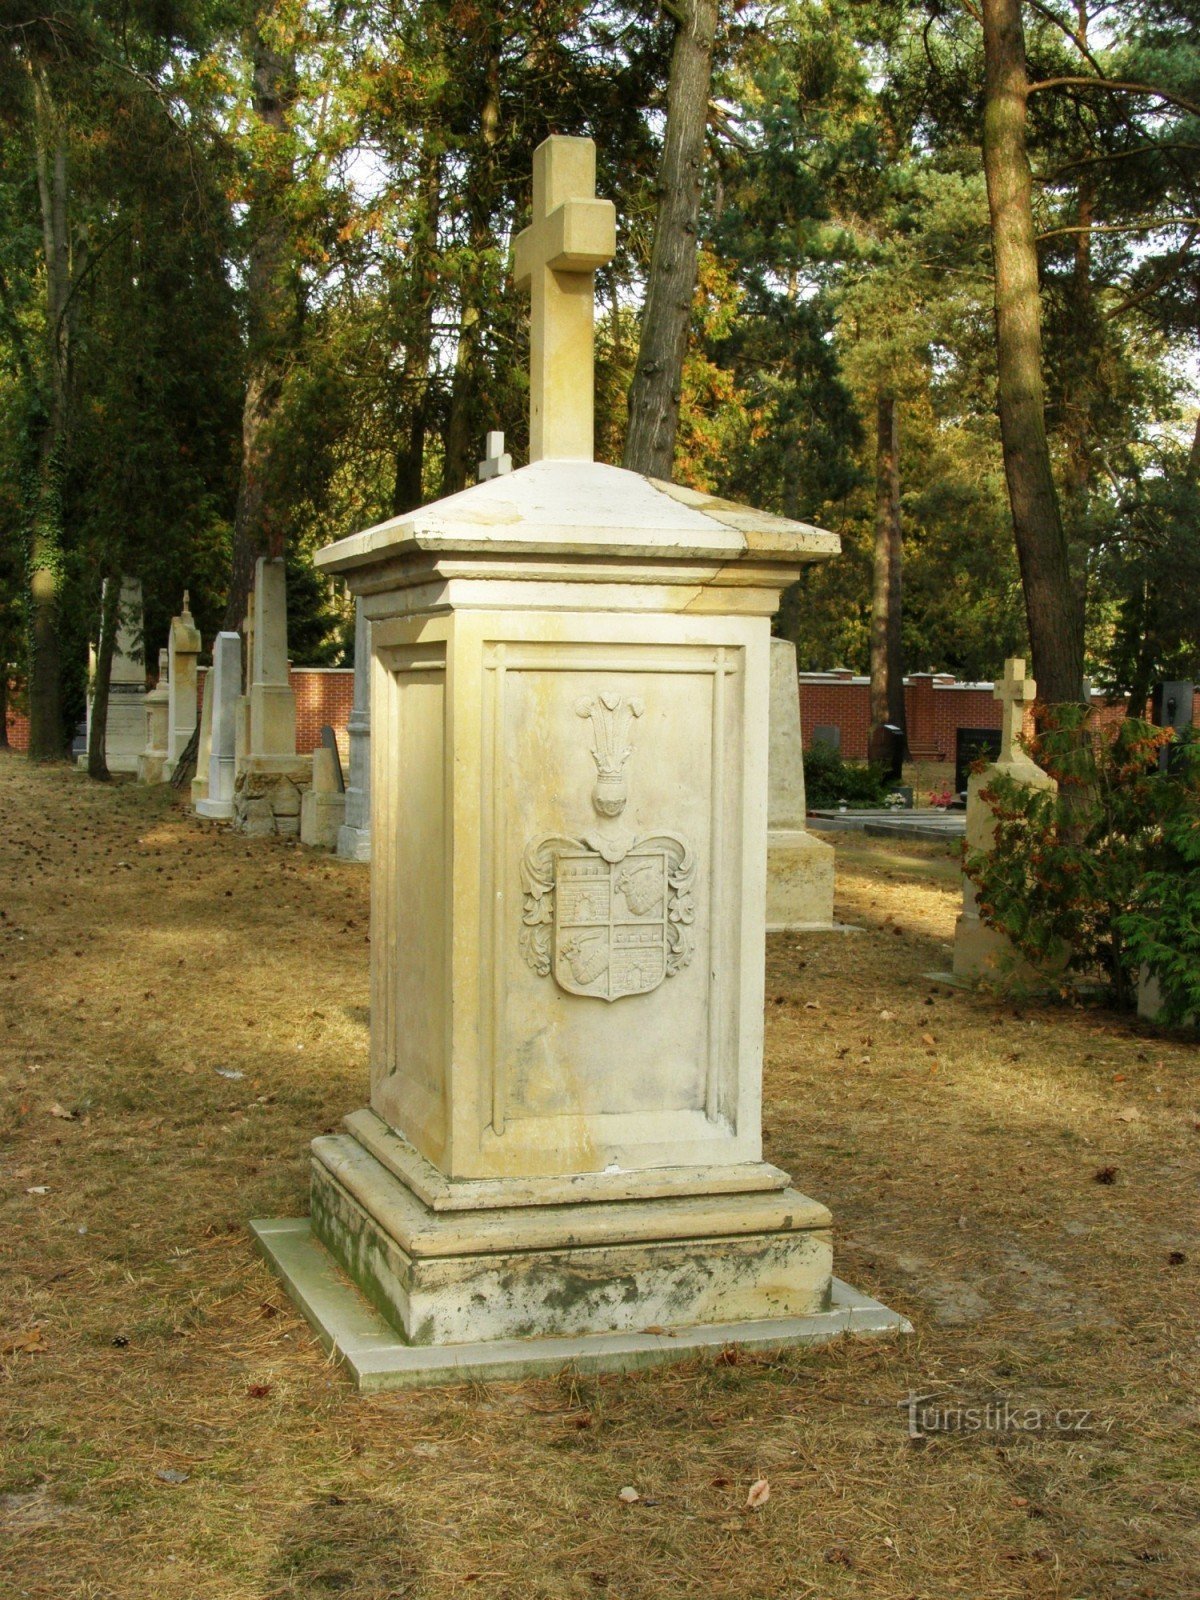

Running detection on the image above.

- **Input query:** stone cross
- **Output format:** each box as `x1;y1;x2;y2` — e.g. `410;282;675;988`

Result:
477;431;513;482
513;135;616;463
995;656;1037;763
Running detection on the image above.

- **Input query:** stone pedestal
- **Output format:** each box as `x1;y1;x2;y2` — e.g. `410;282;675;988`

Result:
953;659;1056;984
167;594;201;764
137;649;170;785
336;597;372;862
94;577;147;774
233;557;311;833
766;639;835;931
301;746;346;849
252;135;908;1387
252;461;914;1382
1137;968;1195;1027
196;632;241;820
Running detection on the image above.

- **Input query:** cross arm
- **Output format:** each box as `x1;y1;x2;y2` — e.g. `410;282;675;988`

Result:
513;198;617;289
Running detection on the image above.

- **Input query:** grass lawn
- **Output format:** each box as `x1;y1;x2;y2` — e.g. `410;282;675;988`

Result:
1;751;1197;1599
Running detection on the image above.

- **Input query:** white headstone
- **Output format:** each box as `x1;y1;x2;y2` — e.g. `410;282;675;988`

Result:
196;632;241;820
766;638;835;931
336;597;371;862
94;576;147;774
167;591;201;763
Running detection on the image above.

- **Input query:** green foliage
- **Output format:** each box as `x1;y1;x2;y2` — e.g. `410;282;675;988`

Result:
965;705;1199;1014
802;740;891;809
1117;737;1200;1025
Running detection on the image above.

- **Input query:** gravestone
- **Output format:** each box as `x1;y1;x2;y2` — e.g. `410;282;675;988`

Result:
336;598;372;863
812;725;841;754
88;576;147;774
954;726;1003;796
766;639;835;931
300;743;346;850
253;134;906;1385
233;556;312;834
137;649;170;784
196;632;241;820
953;658;1056;981
167;592;201;764
191;670;214;808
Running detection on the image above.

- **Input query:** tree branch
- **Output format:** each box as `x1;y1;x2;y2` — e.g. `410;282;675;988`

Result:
1037;216;1200;239
1029;76;1200;121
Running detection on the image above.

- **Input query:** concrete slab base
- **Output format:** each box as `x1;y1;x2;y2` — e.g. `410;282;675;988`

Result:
250;1216;911;1391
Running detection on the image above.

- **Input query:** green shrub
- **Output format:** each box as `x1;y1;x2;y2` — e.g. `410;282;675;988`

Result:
964;704;1200;1015
803;740;891;809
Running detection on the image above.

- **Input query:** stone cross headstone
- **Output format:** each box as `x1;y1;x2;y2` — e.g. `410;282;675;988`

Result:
513;136;616;461
336;597;372;863
477;431;513;481
253;134;906;1385
953;656;1056;981
91;576;147;774
766;638;834;931
996;656;1037;764
196;632;241;820
167;591;201;763
137;648;170;784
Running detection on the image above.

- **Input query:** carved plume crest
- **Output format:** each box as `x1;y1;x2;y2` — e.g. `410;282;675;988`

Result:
575;692;644;817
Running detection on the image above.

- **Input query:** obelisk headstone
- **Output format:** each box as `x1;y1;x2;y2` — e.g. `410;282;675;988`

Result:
233;557;311;834
91;576;147;774
196;632;241;820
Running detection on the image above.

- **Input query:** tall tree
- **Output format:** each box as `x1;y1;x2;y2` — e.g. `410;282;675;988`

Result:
981;0;1084;707
868;392;905;771
623;0;718;478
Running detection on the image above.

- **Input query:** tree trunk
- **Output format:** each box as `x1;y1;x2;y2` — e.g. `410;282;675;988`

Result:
86;574;121;781
27;70;70;760
222;16;298;632
868;392;906;776
392;144;441;515
622;0;718;479
442;33;500;496
981;0;1084;707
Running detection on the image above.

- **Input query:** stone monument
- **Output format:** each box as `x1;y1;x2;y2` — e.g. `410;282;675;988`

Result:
89;576;147;774
137;649;170;784
191;670;214;808
253;135;906;1387
766;638;835;930
166;592;201;764
232;556;311;834
478;430;513;481
953;657;1056;981
336;597;372;862
196;631;241;820
301;743;346;849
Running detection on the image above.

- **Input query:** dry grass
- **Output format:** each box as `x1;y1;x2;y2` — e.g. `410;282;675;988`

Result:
1;751;1198;1600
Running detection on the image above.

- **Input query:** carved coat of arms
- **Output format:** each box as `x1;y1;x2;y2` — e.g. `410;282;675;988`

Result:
520;692;695;1002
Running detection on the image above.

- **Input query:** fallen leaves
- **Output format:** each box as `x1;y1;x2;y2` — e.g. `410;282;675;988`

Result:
745;1478;770;1511
1;1327;47;1355
617;1486;640;1504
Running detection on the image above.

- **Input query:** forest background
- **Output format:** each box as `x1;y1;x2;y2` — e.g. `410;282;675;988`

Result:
1;0;1198;759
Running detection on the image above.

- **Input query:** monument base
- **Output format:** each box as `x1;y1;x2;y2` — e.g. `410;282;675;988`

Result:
251;1216;909;1391
336;822;371;863
196;796;235;820
136;752;167;785
766;828;836;932
306;1130;834;1347
300;789;345;850
233;756;313;837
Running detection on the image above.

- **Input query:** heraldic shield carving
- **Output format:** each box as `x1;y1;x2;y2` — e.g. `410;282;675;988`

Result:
520;692;696;1003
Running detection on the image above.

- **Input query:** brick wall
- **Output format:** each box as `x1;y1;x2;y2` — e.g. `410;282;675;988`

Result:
796;672;1200;762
